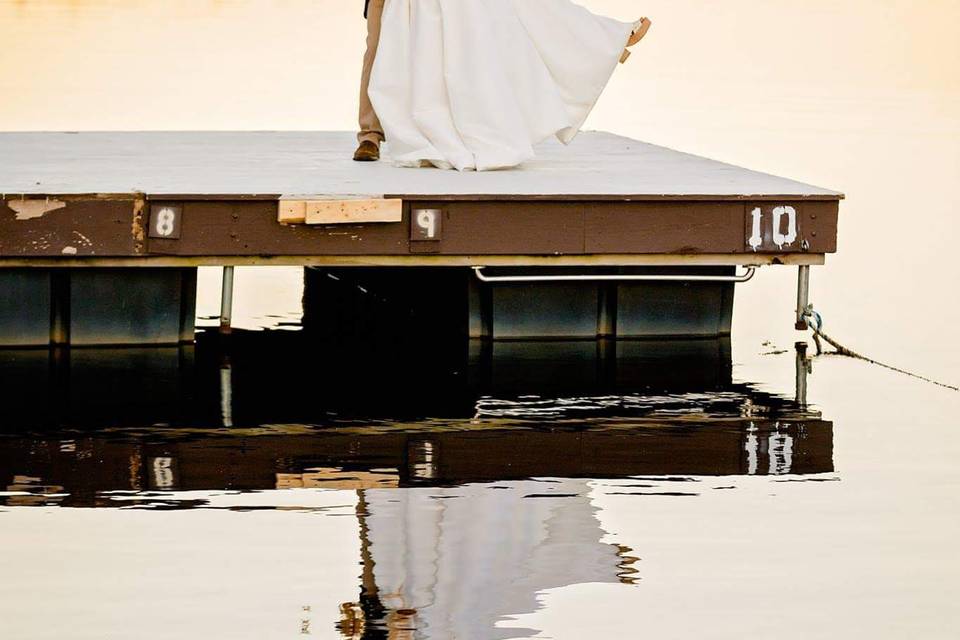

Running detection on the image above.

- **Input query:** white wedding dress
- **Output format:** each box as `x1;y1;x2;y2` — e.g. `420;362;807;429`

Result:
368;0;636;171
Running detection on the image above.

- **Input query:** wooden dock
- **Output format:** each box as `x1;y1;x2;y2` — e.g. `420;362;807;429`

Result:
0;131;842;345
0;130;840;266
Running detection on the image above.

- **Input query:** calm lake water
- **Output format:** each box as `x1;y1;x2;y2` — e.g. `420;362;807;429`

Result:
1;1;959;639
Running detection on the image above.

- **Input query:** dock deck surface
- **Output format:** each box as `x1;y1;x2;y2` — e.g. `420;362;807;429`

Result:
0;131;841;201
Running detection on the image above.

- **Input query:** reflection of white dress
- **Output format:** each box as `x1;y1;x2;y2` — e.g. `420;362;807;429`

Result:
364;480;627;639
368;0;635;171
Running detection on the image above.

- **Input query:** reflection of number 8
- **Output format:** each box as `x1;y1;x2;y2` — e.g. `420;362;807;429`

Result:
772;206;797;249
156;208;175;236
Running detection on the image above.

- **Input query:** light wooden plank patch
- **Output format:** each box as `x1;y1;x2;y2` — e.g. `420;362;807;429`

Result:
278;198;403;225
307;199;402;225
277;200;307;225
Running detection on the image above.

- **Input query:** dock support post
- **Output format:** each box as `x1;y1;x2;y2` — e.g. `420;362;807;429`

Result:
219;266;235;334
220;362;234;428
795;341;809;408
795;266;810;330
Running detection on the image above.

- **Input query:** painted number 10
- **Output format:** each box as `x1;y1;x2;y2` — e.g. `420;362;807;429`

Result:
748;205;797;251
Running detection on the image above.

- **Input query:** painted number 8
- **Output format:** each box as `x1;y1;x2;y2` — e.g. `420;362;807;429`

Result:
155;207;176;237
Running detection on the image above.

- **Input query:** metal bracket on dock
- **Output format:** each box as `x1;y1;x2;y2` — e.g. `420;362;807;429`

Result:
471;266;757;284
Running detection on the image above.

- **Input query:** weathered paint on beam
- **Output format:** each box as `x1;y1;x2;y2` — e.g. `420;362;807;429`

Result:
7;199;67;221
0;197;143;257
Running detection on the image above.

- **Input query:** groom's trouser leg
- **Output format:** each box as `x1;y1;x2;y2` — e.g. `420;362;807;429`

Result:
358;0;385;145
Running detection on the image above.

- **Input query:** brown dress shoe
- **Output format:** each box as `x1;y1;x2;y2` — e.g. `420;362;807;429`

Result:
353;140;381;162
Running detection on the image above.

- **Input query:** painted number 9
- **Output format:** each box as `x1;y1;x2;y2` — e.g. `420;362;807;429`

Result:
416;209;438;239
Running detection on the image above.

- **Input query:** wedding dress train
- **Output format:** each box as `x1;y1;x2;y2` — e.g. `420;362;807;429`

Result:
368;0;638;171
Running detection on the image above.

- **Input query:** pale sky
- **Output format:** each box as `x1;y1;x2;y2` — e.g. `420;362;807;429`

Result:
1;0;957;133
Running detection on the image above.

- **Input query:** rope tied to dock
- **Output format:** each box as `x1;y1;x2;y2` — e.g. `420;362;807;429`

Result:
800;305;958;392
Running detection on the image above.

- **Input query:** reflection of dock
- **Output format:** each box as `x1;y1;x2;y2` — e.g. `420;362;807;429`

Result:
0;417;834;507
0;330;833;508
0;329;791;426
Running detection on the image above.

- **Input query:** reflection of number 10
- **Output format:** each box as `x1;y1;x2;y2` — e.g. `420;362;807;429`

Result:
748;206;797;251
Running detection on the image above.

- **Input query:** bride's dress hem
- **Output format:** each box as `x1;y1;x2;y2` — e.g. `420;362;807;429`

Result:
370;0;635;172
